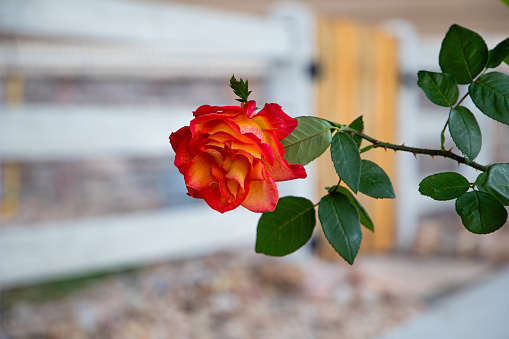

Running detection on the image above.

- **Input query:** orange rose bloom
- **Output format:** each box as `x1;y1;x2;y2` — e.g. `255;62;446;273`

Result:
170;100;306;213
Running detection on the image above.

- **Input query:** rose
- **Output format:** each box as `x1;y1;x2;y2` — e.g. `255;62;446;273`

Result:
170;100;306;213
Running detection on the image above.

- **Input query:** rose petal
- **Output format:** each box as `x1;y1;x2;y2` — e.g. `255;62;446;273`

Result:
200;183;238;213
263;131;307;182
193;105;244;117
225;155;250;189
229;113;264;140
200;174;248;214
247;159;266;181
172;129;194;175
251;103;298;140
185;153;217;191
170;126;191;153
241;174;279;213
244;100;257;118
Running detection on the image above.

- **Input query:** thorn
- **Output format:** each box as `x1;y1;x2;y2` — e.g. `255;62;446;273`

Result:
383;146;388;151
447;148;454;153
430;155;435;159
401;143;406;147
412;152;418;158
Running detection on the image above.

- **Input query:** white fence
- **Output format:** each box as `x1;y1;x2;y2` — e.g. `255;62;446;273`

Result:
0;0;315;287
390;22;501;250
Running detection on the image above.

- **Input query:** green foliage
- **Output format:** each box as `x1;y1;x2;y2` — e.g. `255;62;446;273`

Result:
469;72;509;126
318;192;362;264
252;24;509;262
282;116;333;165
487;37;509;68
332;186;374;231
448;106;482;162
477;164;509;205
417;71;459;107
255;196;316;256
229;75;252;103
455;191;507;234
348;116;364;148
419;172;470;201
331;132;362;193
358;160;395;199
439;24;488;84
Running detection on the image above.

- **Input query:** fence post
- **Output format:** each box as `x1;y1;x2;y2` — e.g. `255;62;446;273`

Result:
267;2;316;200
383;20;421;251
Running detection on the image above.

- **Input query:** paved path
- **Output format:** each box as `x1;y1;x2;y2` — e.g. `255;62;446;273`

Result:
377;266;509;339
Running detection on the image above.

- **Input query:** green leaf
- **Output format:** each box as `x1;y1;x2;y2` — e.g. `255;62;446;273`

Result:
255;196;316;256
417;71;459;107
359;160;396;199
477;164;509;205
318;192;362;264
469;72;509;126
487;37;509;68
419;172;470;201
348;116;364;148
229;75;252;103
455;191;507;234
439;24;488;84
448;106;482;162
333;186;374;231
331;132;362;193
505;55;509;66
282;116;333;166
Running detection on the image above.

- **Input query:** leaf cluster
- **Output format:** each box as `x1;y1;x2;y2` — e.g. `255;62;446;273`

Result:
257;116;394;264
416;24;509;234
251;24;509;265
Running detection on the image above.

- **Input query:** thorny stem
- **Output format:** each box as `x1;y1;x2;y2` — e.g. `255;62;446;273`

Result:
340;127;488;172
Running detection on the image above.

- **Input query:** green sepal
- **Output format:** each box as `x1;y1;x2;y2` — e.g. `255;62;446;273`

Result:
229;75;252;103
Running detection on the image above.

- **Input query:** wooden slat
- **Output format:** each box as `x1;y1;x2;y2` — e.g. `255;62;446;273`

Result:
0;0;291;60
0;106;195;160
315;20;398;259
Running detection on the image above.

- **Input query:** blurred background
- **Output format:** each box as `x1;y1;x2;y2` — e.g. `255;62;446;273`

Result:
1;0;509;338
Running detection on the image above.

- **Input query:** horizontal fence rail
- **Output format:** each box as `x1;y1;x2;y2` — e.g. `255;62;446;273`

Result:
0;0;315;287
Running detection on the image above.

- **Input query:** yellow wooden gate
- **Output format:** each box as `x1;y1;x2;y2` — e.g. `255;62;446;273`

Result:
315;20;399;257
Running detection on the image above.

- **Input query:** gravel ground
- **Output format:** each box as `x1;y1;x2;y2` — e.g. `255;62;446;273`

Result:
1;250;423;339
